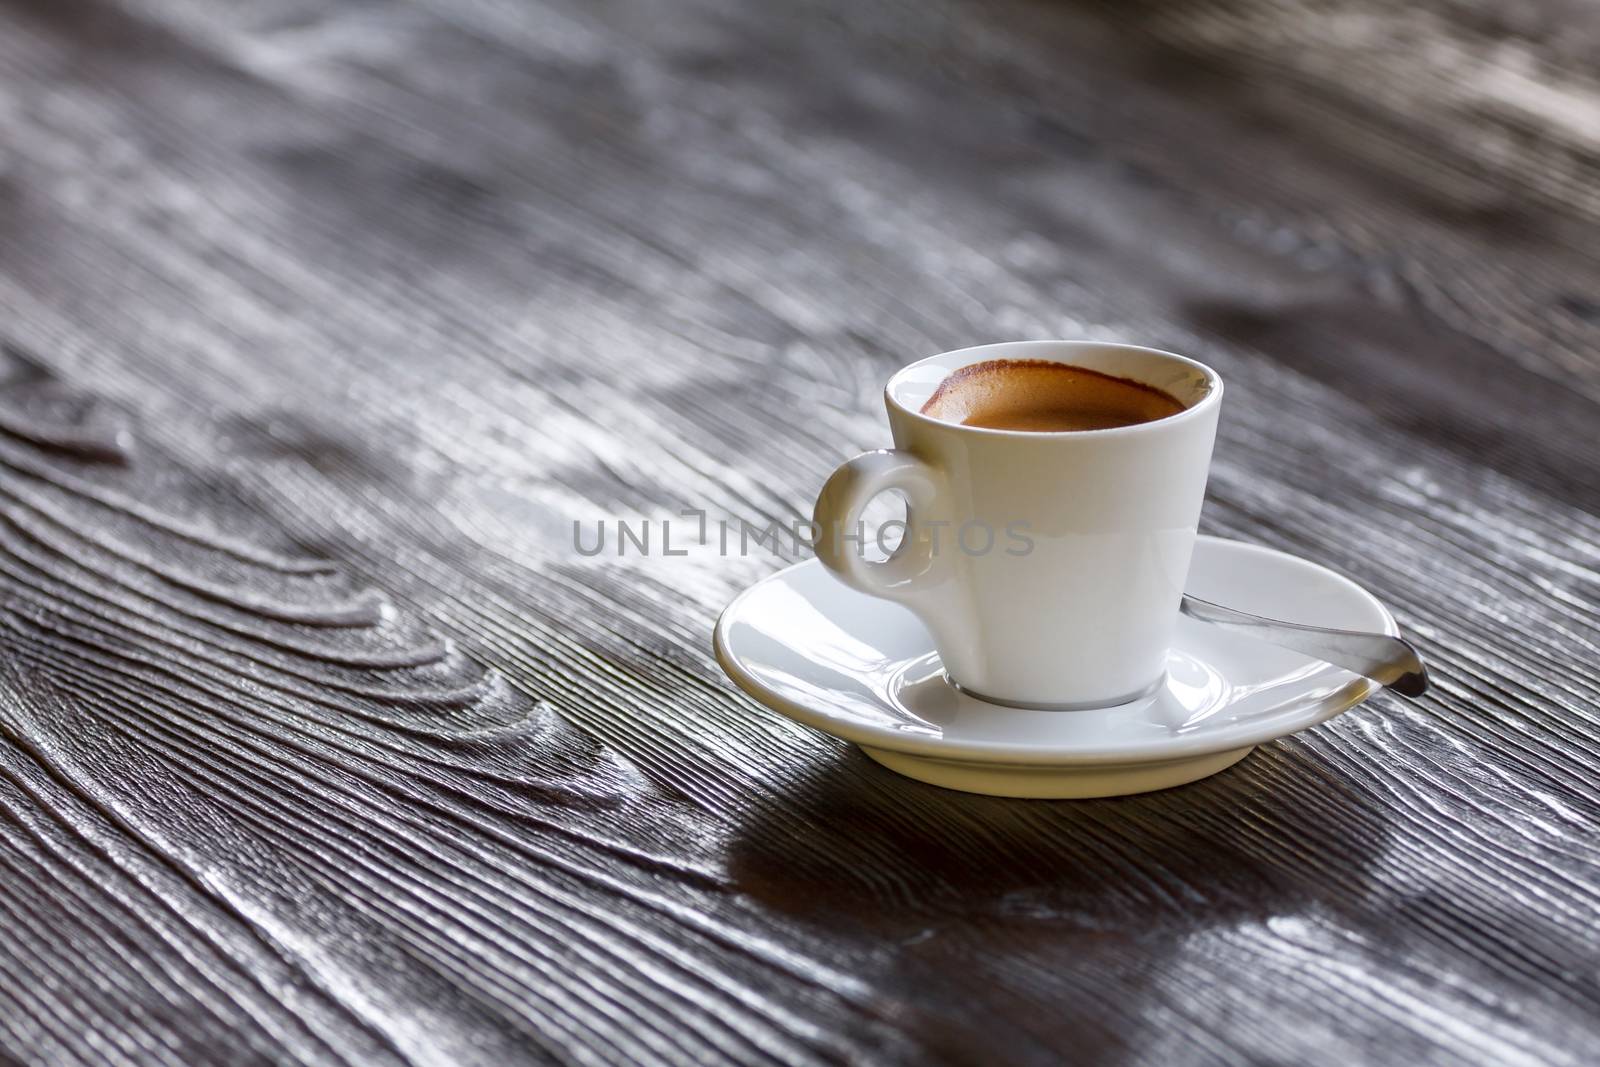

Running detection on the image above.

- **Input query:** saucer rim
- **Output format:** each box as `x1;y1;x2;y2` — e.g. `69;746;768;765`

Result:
712;536;1396;766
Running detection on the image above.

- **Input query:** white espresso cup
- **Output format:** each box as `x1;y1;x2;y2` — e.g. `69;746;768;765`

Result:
813;340;1222;709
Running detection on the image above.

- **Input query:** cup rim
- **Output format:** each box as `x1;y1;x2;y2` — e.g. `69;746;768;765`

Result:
885;339;1223;438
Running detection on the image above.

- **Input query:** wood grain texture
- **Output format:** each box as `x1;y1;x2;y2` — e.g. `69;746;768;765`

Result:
1;0;1599;1063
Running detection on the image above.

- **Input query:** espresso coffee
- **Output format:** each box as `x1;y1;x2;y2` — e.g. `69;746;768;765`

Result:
920;358;1186;431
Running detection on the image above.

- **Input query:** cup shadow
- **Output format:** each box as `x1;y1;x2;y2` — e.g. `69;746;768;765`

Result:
725;736;1397;1063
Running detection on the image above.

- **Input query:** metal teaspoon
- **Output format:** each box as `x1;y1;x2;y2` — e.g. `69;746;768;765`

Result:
1179;594;1430;698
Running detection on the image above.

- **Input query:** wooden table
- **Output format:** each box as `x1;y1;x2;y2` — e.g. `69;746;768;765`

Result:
2;0;1598;1063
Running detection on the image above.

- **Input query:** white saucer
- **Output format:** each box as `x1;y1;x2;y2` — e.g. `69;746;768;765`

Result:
713;536;1398;798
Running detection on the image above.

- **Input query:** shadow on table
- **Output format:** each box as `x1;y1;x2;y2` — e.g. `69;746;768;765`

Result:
724;738;1397;1061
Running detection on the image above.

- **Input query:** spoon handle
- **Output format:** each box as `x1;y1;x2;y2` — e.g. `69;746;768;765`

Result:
1179;594;1430;698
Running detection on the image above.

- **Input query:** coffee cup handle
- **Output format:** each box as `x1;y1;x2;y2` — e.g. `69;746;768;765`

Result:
812;449;947;604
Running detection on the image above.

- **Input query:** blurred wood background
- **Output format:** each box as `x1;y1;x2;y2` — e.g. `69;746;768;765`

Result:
1;0;1599;1063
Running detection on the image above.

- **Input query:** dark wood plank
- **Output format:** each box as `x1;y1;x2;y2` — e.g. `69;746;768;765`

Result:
1;0;1599;1063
